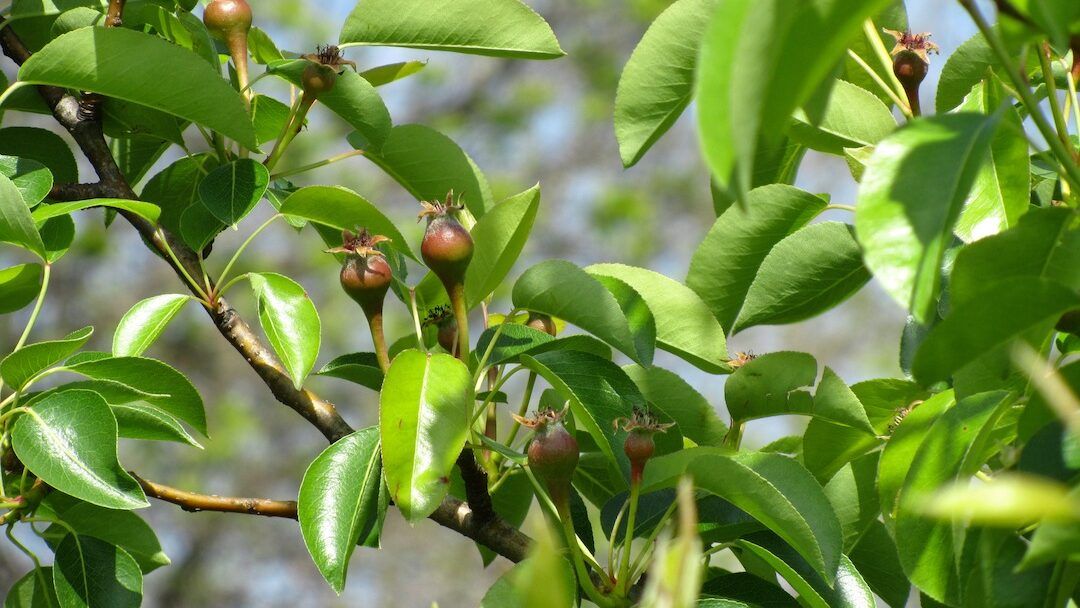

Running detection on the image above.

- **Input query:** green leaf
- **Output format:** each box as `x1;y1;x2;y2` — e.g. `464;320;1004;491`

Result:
52;535;142;608
63;355;207;436
520;350;641;477
587;263;729;372
813;367;875;433
197;159;270;227
912;278;1080;385
848;520;909;608
140;153;218;241
248;273;321;390
360;60;427;87
623;364;728;446
112;403;201;448
823;452;880;550
734;222;870;331
379;350;471;522
614;0;718;167
111;136;169;187
465;185;540;309
0;155;52;207
4;568;59;608
1021;486;1080;568
1;326;94;390
649;451;843;582
42;497;169;573
247;26;282;64
696;0;891;200
267;60;392;151
895;391;1013;604
788;80;897;154
280;185;417;261
953;78;1030;243
39;214;74;264
112;294;192;357
916;473;1080;526
339;0;563;59
855;113;999;322
350;124;494;218
591;274;656;366
725;352;815;423
687;185;826;332
251;94;291;147
877;390;955;520
0;263;43;314
949;207;1080;308
0;172;45;259
512;260;644;363
19;27;258;150
0;127;78;184
472;324;555;368
299;427;386;593
481;526;575;608
736;535;873;608
315;352;383;391
31;199;162;225
12;390;148;510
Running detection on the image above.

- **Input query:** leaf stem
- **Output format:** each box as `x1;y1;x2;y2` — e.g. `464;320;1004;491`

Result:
503;371;537;448
617;481;641;593
470;365;524;425
1037;44;1072;151
368;311;390;373
158;230;210;302
13;263;49;352
449;283;470;362
264;94;314;171
845;49;912;117
863;20;911;109
556;501;618;608
959;0;1080;192
408;288;426;352
823;203;857;213
627;499;679;581
472;308;519;386
269;150;365;181
214;213;281;296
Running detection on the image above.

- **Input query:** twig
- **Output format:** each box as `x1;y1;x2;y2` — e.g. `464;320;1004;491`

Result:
134;474;298;518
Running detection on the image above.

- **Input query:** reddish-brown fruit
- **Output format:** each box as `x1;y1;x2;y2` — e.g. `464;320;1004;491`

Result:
624;430;655;466
419;194;474;290
331;229;392;319
525;312;557;336
520;410;579;506
437;317;458;353
203;0;252;41
302;63;337;97
893;51;928;88
616;409;673;483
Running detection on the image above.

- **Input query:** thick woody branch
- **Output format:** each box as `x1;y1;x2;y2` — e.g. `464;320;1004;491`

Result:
0;19;526;563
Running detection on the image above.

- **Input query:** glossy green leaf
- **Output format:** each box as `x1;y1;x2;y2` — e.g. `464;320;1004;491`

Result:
0;155;52;206
0;172;45;258
950;207;1080;308
823;452;880;550
895;391;1013;604
935;32;995;112
1021;487;1080;568
696;0;890;200
249;273;321;390
913;278;1080;385
0;127;78;184
112;294;192;357
315;352;383;391
360;61;427;87
39;214;74;264
624;364;728;446
247;26;282;64
19;27;258;150
788;80;897;154
267;60;391;150
4;568;59;608
521;350;641;475
112;403;201;448
877;390;955;520
734;222;870;331
813;367;875;433
197;159;270;227
350;124;493;218
687;185;826;332
512;260;649;363
648;451;843;582
139;153;218;242
591;273;656;366
587;263;729;372
614;0;718;167
12;390;147;509
339;0;563;59
1;326;93;390
0;263;43;314
31;199;162;224
472;324;554;369
63;355;207;436
280;185;417;261
42;498;169;573
916;473;1080;526
299;427;386;593
953;78;1029;243
855;113;999;322
53;535;142;608
251;94;291;146
725;352;816;423
848;520;909;607
379;350;471;522
466;185;540;309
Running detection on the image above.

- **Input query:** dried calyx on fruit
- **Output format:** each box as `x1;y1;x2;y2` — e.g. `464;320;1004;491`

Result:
299;45;356;98
517;408;579;510
883;29;939;116
615;408;674;484
204;0;253;102
419;192;474;359
423;305;458;354
525;312;557;336
329;229;393;371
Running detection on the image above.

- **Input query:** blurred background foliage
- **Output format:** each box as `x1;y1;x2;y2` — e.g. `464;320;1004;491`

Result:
0;0;981;604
